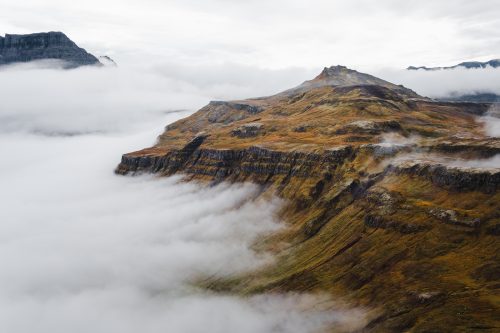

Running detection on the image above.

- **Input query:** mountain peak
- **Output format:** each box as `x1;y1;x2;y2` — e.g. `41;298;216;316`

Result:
288;65;421;98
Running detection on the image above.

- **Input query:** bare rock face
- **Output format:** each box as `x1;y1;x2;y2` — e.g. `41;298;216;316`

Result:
204;101;263;124
0;32;100;68
336;120;402;135
389;161;500;193
231;122;264;138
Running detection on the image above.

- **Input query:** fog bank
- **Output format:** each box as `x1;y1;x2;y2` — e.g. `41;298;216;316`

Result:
0;64;365;332
377;67;500;98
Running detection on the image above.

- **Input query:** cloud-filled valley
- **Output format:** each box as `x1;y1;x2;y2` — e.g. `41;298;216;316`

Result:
376;66;500;99
0;64;366;333
1;1;498;330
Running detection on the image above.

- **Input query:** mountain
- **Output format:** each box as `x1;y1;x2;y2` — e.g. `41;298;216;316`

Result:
0;31;100;68
408;58;500;71
117;66;499;332
288;65;420;98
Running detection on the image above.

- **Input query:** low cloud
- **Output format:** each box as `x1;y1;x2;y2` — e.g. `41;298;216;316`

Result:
0;64;364;332
0;129;348;333
482;104;500;137
376;67;500;98
0;61;207;134
0;61;314;135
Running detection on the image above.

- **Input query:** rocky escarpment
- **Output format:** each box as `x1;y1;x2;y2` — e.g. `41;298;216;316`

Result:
117;139;354;181
117;66;500;332
0;32;100;68
388;161;500;193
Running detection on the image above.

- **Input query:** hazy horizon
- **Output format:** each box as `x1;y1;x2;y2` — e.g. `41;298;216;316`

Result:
1;0;499;71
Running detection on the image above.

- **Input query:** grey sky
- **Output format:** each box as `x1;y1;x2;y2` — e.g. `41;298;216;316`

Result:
1;0;499;70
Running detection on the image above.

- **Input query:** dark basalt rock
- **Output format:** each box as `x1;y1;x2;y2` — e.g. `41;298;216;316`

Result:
231;123;263;138
360;143;414;157
116;145;355;181
0;32;100;68
201;101;264;124
388;161;500;193
208;101;263;114
426;139;500;158
422;101;491;116
486;224;500;236
336;120;403;135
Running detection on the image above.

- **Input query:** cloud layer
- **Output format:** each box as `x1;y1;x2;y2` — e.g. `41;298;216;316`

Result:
0;65;363;332
376;67;500;98
1;0;499;69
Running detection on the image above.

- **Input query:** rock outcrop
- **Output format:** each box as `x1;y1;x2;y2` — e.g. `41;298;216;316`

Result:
0;32;100;68
388;161;500;193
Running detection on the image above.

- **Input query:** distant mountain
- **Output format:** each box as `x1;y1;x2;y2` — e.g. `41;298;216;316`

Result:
408;59;500;71
0;31;101;68
438;92;500;103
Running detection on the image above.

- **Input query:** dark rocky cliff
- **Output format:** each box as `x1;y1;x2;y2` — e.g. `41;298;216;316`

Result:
0;31;100;68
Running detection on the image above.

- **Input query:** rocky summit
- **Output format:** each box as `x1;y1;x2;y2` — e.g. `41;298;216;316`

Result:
117;66;499;332
0;31;100;68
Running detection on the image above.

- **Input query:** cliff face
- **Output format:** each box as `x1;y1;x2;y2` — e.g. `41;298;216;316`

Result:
0;32;100;68
117;66;499;332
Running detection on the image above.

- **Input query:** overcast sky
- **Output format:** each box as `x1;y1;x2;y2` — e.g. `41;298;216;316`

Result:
1;0;499;71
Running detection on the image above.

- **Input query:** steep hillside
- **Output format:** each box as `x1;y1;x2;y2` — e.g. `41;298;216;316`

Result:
117;66;499;332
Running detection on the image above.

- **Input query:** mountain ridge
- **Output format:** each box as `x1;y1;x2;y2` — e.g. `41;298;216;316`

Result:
408;58;500;71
